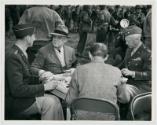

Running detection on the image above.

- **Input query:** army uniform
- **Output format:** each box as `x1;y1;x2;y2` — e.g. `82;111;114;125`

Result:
5;24;64;120
118;25;151;120
5;45;45;117
123;44;151;93
120;25;151;98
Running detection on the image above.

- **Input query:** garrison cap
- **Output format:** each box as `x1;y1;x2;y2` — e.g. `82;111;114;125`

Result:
13;24;35;39
123;25;142;37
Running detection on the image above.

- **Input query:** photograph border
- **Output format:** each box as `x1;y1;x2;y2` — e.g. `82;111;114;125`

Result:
0;0;156;125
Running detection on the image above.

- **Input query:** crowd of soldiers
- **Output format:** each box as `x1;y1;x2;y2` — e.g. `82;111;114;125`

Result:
5;5;151;33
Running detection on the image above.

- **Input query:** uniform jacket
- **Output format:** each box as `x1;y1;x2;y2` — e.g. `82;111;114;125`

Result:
5;45;44;114
79;10;92;32
31;43;76;74
18;6;64;40
122;43;151;91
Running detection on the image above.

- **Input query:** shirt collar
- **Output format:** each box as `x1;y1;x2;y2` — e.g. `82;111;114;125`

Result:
54;46;64;53
132;42;142;53
91;57;105;63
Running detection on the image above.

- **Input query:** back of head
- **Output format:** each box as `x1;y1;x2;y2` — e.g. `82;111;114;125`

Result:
88;43;108;58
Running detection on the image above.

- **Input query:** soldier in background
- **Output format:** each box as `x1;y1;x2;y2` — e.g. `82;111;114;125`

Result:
96;5;118;53
143;8;152;51
76;5;92;57
18;5;64;41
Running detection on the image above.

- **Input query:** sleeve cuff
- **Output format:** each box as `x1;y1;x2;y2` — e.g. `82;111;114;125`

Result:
132;71;136;78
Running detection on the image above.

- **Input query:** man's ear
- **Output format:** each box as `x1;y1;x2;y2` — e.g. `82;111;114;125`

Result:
104;54;109;61
88;52;93;60
24;35;30;42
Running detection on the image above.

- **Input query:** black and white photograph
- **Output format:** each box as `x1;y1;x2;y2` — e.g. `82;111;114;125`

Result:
1;0;156;124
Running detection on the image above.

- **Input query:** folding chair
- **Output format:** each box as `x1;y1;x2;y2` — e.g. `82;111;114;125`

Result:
70;98;120;120
129;92;151;120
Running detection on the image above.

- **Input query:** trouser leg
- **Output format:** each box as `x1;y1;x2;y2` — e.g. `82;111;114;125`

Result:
117;84;147;120
36;94;64;120
77;31;88;55
21;94;64;120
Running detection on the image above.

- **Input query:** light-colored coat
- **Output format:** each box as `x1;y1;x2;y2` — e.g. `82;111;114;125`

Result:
66;60;123;105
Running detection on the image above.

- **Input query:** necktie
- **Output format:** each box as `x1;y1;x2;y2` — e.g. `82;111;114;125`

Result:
57;49;61;53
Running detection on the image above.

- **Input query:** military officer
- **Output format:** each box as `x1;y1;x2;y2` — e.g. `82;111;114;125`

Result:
5;24;64;120
119;25;151;103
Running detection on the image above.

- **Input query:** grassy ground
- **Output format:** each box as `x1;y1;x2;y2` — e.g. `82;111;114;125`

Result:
65;33;96;49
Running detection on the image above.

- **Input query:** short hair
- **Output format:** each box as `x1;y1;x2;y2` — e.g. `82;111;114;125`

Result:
88;43;108;58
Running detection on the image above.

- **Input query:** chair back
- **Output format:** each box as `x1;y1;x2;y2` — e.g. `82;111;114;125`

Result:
71;98;120;120
130;92;151;120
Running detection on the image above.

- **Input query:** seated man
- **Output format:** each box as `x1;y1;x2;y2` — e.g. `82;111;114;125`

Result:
65;43;128;120
5;24;64;120
31;25;76;76
119;25;151;102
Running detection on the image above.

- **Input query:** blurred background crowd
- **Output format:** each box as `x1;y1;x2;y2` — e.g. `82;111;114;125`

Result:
5;5;151;34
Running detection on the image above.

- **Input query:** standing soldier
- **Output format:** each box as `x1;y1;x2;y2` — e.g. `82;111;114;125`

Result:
96;5;118;53
76;5;92;57
143;8;152;51
18;5;64;41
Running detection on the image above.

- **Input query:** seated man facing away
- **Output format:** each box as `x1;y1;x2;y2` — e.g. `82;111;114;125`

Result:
65;43;128;120
31;25;76;78
5;24;64;120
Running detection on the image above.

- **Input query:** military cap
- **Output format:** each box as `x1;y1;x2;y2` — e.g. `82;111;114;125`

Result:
123;25;142;37
13;24;35;39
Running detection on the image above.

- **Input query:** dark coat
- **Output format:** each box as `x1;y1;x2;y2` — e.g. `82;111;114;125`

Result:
79;10;92;32
121;44;151;91
5;45;44;114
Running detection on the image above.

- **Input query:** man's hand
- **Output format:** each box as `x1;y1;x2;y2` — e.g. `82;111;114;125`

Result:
121;68;135;78
44;80;58;91
39;70;53;82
